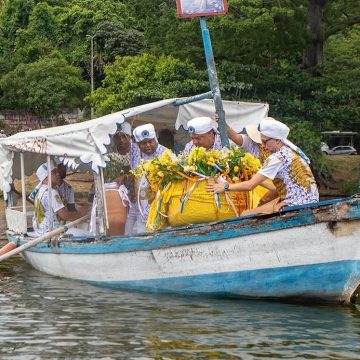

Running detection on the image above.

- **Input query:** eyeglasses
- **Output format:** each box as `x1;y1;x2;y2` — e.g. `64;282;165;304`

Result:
261;137;273;145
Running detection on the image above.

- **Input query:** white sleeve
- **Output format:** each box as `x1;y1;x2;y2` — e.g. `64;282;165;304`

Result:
52;190;65;213
258;154;283;180
240;134;251;151
184;141;193;153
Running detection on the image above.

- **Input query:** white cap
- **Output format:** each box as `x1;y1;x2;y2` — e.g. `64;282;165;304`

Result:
187;117;218;135
133;124;156;143
116;121;132;136
36;162;56;183
259;117;289;140
259;117;311;164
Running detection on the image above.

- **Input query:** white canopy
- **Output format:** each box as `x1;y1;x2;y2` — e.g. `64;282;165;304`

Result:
0;97;268;197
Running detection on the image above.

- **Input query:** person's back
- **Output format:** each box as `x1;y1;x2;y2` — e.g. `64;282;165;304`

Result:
33;184;64;235
32;163;89;236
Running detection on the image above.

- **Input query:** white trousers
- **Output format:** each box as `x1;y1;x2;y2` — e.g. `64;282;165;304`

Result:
125;202;147;235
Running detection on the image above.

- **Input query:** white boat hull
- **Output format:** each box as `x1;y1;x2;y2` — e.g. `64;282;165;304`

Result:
20;213;360;304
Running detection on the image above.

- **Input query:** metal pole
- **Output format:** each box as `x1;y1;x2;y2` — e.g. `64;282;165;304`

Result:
47;155;53;231
173;91;213;107
200;17;229;147
90;35;94;119
20;153;26;215
87;34;95;119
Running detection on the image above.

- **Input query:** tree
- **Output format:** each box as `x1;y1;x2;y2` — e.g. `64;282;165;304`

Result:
95;20;144;63
302;0;360;71
0;57;87;125
91;53;208;115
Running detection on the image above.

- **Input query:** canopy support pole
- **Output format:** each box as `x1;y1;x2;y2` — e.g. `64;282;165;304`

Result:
47;155;53;231
20;152;26;216
173;91;213;107
200;17;229;147
100;167;109;231
94;172;106;236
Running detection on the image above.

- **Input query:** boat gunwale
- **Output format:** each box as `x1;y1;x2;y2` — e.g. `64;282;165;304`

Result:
8;195;360;255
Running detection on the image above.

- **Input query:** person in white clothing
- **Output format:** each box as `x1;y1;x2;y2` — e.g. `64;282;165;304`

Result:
127;123;167;234
184;116;223;153
206;118;319;214
33;163;89;236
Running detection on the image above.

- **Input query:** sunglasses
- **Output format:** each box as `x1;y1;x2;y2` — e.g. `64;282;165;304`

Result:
261;137;273;145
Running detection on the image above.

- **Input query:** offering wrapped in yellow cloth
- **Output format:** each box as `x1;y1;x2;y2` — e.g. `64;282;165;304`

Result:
133;147;264;232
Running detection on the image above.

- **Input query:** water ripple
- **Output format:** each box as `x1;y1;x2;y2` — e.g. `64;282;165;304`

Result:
1;257;360;358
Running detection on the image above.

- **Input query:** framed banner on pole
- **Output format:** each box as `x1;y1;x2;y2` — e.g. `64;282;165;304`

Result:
176;0;228;18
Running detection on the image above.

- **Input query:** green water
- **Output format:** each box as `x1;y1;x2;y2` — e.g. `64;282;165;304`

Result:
1;255;360;359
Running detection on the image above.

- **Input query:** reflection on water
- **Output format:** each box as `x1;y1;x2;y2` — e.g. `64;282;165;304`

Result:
1;256;360;359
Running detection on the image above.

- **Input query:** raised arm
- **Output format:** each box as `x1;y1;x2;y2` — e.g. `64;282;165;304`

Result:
214;113;244;146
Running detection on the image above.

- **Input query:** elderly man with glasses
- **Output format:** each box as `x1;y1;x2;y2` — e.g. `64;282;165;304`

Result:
207;117;319;214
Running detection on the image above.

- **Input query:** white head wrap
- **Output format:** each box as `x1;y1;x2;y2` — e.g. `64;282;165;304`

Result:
259;117;310;164
259;117;289;140
36;162;56;183
116;121;132;136
133;124;157;143
187;117;218;135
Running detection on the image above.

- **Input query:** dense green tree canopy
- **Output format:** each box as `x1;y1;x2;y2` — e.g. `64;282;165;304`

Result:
0;57;88;122
91;53;208;114
0;0;358;150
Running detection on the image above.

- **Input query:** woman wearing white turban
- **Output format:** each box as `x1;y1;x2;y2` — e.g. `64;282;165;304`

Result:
207;118;319;214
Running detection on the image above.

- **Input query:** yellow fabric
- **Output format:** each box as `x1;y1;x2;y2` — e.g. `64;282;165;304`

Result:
248;183;271;208
147;179;248;232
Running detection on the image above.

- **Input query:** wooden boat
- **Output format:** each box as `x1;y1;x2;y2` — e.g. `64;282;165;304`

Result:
1;96;359;304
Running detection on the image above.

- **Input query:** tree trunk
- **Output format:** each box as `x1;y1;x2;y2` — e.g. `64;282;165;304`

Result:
302;0;327;74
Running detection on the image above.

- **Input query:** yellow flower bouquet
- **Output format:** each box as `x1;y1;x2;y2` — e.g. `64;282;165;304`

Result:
133;146;261;231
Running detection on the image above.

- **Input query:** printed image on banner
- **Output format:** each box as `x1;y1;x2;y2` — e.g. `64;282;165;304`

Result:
176;0;228;18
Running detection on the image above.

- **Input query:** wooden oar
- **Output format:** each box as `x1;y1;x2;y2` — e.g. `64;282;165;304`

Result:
0;215;88;263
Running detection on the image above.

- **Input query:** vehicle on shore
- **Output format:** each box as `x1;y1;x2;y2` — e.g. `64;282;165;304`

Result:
0;96;360;305
323;145;357;155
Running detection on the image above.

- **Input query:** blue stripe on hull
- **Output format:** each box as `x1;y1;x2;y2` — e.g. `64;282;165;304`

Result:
86;260;360;303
